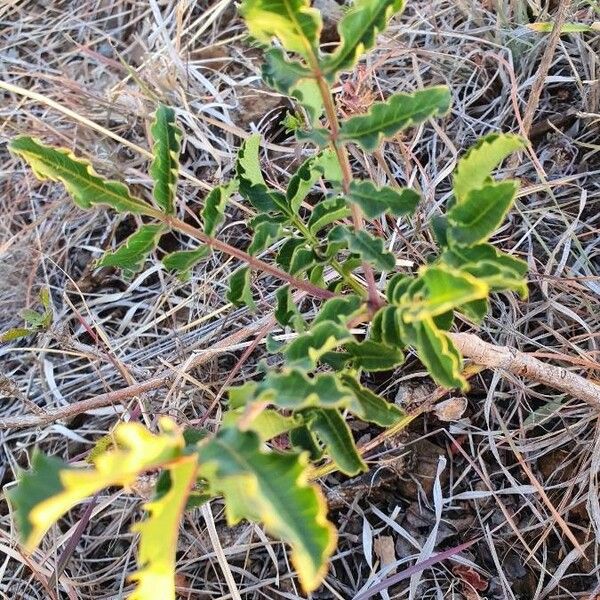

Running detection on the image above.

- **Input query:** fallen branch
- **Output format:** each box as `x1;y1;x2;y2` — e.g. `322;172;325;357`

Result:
451;332;600;409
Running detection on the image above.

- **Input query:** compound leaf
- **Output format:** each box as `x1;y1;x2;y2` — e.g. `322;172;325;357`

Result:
322;0;406;79
9;418;184;551
276;238;317;275
447;181;519;247
130;455;198;600
275;286;305;330
9;137;152;215
198;428;336;593
240;0;322;59
150;105;182;215
453;133;525;204
347;180;420;218
338;86;451;151
415;317;467;390
248;220;284;255
302;408;366;476
98;224;165;277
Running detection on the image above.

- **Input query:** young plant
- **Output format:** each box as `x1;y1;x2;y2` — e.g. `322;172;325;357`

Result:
6;0;528;597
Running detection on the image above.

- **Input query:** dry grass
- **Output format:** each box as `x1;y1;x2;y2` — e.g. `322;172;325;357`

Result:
1;0;599;598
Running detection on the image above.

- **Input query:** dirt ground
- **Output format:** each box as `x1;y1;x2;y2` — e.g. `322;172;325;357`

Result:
1;0;599;598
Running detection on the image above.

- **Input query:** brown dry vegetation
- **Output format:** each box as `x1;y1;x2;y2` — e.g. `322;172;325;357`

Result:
1;0;599;598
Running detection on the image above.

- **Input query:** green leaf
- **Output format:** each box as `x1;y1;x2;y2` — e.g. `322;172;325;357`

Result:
415;317;467;390
453;133;525;204
130;455;198;600
312;294;363;325
162;247;211;279
236;135;287;213
223;409;301;441
290;425;323;460
458;298;489;323
441;243;528;278
461;261;528;299
404;265;489;322
20;309;46;328
275;286;305;331
227;267;256;310
248;220;283;255
307;197;351;234
287;150;340;214
302;408;366;476
284;321;353;369
527;21;600;33
240;0;322;59
329;226;396;271
338;86;451;151
322;0;406;79
344;339;404;371
1;327;35;342
202;183;236;237
198;428;336;593
9;137;152;215
386;273;414;304
296;127;331;147
98;224;165;277
276;238;317;275
447;181;519;247
150;105;182;215
262;49;323;124
339;374;405;427
369;305;406;347
347;180;420;219
8;418;184;550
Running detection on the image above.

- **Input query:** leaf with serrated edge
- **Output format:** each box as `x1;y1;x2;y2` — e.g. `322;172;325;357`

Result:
340;374;405;427
339;86;451;151
8;418;184;550
453;133;525;204
322;0;406;79
198;428;336;593
347;180;419;219
262;49;323;124
202;183;236;236
303;408;366;476
130;455;197;600
404;265;488;322
287;150;340;215
329;226;396;271
275;286;305;330
227;267;256;310
344;339;404;371
150;105;182;215
240;0;322;59
236;135;286;213
307;197;350;234
99;224;165;277
447;181;519;247
163;247;210;279
284;321;353;369
415;317;467;390
9;137;152;215
223;409;301;441
248;221;283;255
313;295;363;325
